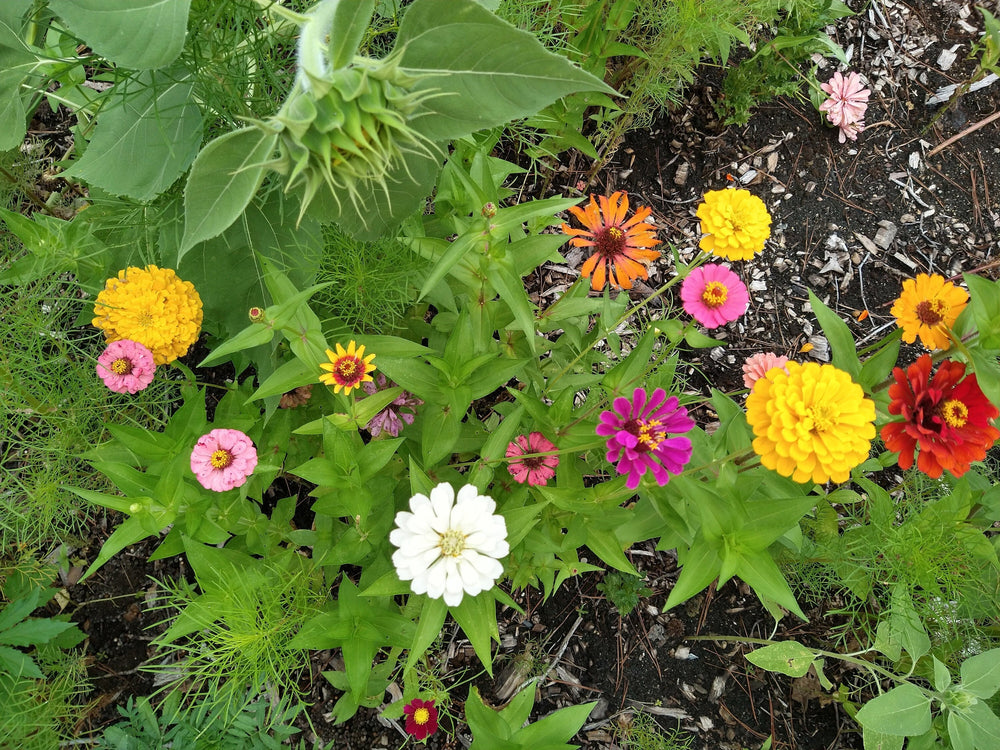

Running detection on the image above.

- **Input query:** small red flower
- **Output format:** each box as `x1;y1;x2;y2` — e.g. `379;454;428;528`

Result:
506;432;559;486
881;354;1000;479
403;698;438;740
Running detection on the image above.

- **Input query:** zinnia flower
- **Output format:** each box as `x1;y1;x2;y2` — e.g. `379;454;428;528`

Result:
696;189;772;261
319;340;376;395
92;265;203;365
390;483;509;607
361;373;423;437
190;428;258;492
403;698;439;740
890;273;968;351
279;385;313;409
881;354;1000;479
742;352;789;390
819;71;870;143
746;362;876;484
680;263;749;329
506;432;559;486
596;387;695;489
560;191;661;291
96;339;156;394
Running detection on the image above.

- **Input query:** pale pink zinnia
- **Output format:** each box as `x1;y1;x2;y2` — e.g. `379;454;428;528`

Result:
96;339;156;394
361;373;423;438
680;263;749;329
190;429;258;492
819;71;870;143
742;352;790;390
596;387;695;489
506;432;559;486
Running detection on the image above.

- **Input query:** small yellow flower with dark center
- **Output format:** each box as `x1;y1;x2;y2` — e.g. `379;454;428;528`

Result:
890;273;968;350
560;191;661;291
92;265;203;365
746;361;876;484
319;340;376;395
701;281;728;308
696;189;772;261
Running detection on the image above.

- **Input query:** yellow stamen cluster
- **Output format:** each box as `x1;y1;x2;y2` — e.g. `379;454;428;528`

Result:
890;273;968;351
701;281;728;308
940;399;969;428
92;265;203;365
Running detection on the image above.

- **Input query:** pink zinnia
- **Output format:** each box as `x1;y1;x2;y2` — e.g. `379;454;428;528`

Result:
596;387;695;489
403;698;438;740
680;263;749;329
506;432;559;486
742;352;790;390
96;339;156;394
819;71;870;143
361;373;423;438
190;428;258;492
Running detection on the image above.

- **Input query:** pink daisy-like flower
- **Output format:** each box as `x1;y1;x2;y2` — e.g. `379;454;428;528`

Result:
506;432;559;486
596;387;695;489
819;71;870;143
680;263;749;329
190;429;258;492
361;373;423;438
742;352;790;390
96;339;156;394
403;698;439;740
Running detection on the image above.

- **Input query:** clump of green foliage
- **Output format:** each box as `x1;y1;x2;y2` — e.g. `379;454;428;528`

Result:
597;571;653;617
614;710;694;750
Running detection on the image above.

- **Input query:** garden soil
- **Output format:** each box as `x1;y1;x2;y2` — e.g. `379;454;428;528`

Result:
56;1;1000;749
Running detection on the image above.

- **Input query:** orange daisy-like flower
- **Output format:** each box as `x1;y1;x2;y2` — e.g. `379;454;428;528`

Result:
560;191;661;291
890;273;968;350
319;340;376;395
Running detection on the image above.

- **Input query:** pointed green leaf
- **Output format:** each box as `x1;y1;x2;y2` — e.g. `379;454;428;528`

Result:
0;70;27;150
808;289;860;377
397;0;617;141
745;641;817;677
179;127;277;260
451;591;499;676
963;700;1000;748
0;618;75;647
960;648;1000;699
0;645;43;679
48;0;192;70
404;596;448;672
62;69;202;201
854;683;932;736
734;550;806;620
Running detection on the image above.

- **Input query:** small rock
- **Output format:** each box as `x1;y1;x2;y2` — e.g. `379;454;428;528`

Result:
874;220;898;249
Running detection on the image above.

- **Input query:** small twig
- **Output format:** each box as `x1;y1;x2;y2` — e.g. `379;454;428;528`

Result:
926;109;1000;158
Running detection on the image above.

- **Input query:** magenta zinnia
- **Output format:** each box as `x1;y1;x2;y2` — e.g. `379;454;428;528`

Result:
680;263;749;329
506;432;559;486
596;387;694;489
361;373;423;437
190;429;258;492
96;339;156;394
403;698;439;740
881;354;1000;479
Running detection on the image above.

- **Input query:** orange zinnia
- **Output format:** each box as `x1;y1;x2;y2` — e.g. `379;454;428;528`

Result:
561;192;661;291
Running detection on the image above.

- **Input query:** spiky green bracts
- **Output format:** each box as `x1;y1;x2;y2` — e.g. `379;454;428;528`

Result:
271;51;437;223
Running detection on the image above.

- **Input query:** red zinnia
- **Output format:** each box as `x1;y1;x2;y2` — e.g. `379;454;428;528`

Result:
560;191;661;292
506;432;559;486
881;354;999;479
403;698;438;740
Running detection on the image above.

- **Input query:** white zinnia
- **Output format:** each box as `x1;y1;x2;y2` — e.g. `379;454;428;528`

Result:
390;483;509;607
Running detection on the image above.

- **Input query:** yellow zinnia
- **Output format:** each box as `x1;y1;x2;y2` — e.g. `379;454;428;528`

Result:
889;273;968;351
319;340;376;395
696;189;772;261
746;361;875;484
92;265;203;365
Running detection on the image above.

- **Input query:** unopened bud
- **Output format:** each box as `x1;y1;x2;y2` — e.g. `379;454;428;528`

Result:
248;306;265;323
481;202;497;219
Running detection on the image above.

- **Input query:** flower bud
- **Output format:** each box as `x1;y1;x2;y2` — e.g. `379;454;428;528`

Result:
248;306;265;323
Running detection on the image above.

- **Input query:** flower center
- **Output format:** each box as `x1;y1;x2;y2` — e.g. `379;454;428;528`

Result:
413;707;430;726
806;404;834;433
210;449;234;469
701;281;728;308
336;357;359;379
624;418;665;453
940;399;968;428
439;528;467;557
135;311;154;328
915;298;947;325
110;357;133;375
595;225;627;258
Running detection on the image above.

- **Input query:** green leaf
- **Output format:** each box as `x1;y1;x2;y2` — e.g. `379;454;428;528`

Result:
960;648;1000;699
466;687;512;744
451;590;499;676
62;68;202;201
0;618;75;647
48;0;192;70
396;0;617;141
517;700;597;745
734;549;806;620
854;683;932;736
491;258;537;354
0;589;41;633
962;700;1000;748
0;70;28;150
80;515;154;581
948;712;977;750
965;274;1000;348
745;641;817;677
967;345;1000;408
663;540;722;612
862;727;904;750
808;289;860;377
857;335;901;391
404;596;448;672
0;645;43;679
179;127;277;261
300;0;375;74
